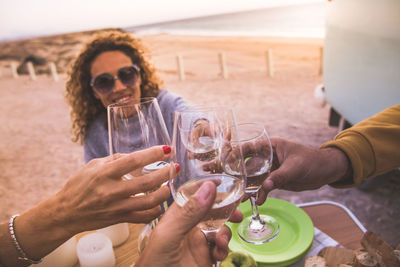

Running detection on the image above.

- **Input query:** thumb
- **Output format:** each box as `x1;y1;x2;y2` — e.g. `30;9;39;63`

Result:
158;181;217;238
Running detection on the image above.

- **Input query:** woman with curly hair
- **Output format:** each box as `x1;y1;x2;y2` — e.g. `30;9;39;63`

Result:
66;30;188;163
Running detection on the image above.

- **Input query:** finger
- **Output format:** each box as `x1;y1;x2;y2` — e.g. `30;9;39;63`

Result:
256;188;268;205
124;207;164;223
123;164;172;196
155;181;217;239
213;225;232;261
241;194;250;202
227;209;243;223
122;186;170;212
104;145;171;179
257;178;275;205
92;185;169;222
78;206;164;231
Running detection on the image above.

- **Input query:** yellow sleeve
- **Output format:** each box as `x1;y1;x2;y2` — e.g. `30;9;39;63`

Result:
321;105;400;187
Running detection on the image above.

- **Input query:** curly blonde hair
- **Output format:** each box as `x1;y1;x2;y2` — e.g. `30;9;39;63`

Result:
65;30;163;144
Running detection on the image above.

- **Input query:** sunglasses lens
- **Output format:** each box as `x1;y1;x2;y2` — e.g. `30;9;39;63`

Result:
118;66;138;86
93;73;114;94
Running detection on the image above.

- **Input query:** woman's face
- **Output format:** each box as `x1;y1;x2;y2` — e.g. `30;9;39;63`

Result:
90;50;142;108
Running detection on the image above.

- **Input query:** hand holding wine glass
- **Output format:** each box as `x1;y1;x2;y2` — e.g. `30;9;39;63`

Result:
169;107;246;243
227;123;278;244
136;181;243;267
107;97;171;249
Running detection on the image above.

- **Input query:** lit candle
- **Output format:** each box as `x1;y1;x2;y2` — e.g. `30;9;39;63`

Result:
96;223;130;247
76;232;115;267
35;236;78;267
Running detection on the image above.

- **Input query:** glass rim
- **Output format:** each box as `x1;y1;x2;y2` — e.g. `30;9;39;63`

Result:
107;97;157;109
175;105;235;114
234;122;270;142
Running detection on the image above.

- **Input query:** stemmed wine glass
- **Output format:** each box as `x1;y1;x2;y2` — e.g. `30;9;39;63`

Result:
106;97;171;251
169;106;246;242
233;122;279;244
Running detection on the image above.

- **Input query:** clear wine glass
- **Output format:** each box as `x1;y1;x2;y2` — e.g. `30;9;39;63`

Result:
233;122;279;244
169;106;246;243
107;97;171;251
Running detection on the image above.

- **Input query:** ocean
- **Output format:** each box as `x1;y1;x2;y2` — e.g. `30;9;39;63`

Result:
126;3;326;38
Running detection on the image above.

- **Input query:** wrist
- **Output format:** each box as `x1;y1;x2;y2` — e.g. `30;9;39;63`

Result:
320;147;353;184
9;215;42;265
16;194;73;259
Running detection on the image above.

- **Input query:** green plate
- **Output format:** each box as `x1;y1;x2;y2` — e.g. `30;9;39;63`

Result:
226;198;314;267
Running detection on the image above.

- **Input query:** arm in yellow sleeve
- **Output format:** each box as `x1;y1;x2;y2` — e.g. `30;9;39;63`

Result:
321;105;400;187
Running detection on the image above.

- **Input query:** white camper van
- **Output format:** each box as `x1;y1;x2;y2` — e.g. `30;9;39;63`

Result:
323;0;400;128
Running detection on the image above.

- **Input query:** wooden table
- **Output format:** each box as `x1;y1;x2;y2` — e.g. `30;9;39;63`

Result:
298;201;366;250
76;201;366;266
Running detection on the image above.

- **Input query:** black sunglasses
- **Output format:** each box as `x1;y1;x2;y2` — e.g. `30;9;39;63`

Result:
90;64;140;94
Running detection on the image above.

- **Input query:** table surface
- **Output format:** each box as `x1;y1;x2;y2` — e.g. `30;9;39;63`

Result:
299;201;365;250
75;201;366;267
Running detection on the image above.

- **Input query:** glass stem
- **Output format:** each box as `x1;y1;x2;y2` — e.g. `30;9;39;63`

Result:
250;194;264;224
203;231;217;267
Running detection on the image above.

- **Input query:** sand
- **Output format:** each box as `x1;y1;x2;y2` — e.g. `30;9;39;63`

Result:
0;32;398;247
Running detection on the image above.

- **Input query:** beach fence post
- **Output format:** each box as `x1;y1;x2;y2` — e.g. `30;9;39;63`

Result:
265;49;274;77
319;46;323;75
218;52;228;79
49;62;59;81
10;62;19;79
176;54;185;81
27;61;37;81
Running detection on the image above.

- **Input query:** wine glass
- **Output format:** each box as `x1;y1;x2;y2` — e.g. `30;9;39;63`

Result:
169;106;246;242
107;97;171;251
234;122;279;244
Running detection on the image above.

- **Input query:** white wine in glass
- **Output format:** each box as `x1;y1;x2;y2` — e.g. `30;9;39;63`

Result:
231;122;279;244
169;107;246;240
107;97;171;251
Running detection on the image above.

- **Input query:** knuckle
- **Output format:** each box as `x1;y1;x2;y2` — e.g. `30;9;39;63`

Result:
140;178;154;189
143;194;157;208
269;173;285;189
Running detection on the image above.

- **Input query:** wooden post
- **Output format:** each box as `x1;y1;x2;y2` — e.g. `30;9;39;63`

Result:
176;54;185;81
218;52;228;79
49;62;59;81
319;46;324;76
10;62;19;79
265;49;274;77
27;61;37;80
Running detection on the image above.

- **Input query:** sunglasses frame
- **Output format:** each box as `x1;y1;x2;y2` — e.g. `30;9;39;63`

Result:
90;64;140;94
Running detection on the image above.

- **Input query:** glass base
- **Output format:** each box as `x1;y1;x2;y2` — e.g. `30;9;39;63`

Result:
237;214;279;244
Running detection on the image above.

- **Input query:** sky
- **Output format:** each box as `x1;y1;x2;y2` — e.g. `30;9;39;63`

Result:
0;0;323;41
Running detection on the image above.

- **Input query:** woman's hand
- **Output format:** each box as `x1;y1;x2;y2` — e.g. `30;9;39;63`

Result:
136;181;242;267
6;146;173;264
55;145;173;232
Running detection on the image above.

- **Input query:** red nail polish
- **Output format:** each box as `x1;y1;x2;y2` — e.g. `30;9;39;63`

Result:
175;163;181;172
162;145;171;154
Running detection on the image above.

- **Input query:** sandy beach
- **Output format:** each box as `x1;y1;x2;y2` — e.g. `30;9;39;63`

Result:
0;31;398;248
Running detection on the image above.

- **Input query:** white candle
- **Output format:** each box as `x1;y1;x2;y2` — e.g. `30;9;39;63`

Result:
76;232;115;267
35;236;78;267
96;223;130;247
